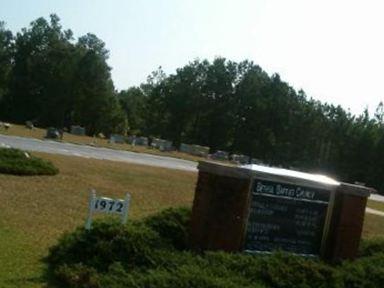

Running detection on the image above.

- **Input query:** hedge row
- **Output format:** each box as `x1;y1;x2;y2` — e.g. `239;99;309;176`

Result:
47;207;384;288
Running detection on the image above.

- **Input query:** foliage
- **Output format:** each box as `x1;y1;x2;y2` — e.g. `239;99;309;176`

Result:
144;206;191;250
47;219;171;272
138;58;384;193
0;15;127;136
2;14;384;192
0;147;58;175
47;207;384;288
0;21;13;111
118;87;146;134
358;237;384;257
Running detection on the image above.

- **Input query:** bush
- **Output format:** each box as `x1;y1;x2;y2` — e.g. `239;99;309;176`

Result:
144;207;191;250
54;264;99;288
47;218;171;272
358;237;384;257
47;208;384;288
100;261;266;288
0;148;58;175
341;252;384;288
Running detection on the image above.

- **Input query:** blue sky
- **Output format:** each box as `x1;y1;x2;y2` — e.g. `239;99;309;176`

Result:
1;0;383;116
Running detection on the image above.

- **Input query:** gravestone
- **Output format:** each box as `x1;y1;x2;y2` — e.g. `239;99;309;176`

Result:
25;121;34;129
180;143;193;154
136;136;148;146
151;138;173;151
70;125;86;136
211;150;229;161
231;154;250;164
45;127;60;139
191;145;210;157
180;143;210;157
110;134;126;144
190;161;372;261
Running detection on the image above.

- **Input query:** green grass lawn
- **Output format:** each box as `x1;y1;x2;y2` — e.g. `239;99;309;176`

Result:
362;213;384;239
0;225;44;287
0;152;383;287
367;199;384;212
0;152;196;287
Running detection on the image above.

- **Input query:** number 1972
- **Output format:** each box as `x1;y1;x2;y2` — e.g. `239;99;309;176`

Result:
94;198;124;213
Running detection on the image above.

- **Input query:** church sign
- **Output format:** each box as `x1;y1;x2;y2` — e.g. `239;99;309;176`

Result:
190;161;371;261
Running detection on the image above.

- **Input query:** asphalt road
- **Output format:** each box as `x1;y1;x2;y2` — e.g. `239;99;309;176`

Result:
0;134;197;172
369;193;384;203
1;134;384;205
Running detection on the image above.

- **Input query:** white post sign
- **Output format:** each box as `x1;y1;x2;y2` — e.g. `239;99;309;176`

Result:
85;189;131;230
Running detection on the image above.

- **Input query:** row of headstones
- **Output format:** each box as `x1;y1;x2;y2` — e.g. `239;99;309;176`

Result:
38;122;259;164
210;151;263;165
44;125;86;139
25;120;87;137
110;135;174;152
110;134;261;164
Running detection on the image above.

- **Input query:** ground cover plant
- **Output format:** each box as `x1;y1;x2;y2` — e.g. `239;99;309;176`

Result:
47;207;384;288
0;147;58;175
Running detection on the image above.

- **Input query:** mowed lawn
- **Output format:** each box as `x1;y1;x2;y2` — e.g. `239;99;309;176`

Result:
367;199;384;212
0;152;383;287
0;152;197;288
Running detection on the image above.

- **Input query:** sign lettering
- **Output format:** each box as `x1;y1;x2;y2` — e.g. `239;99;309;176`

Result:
244;179;331;256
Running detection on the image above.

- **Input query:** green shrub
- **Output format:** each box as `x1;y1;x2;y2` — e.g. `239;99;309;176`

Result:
47;207;384;288
47;218;171;272
341;252;384;288
144;206;191;250
358;237;384;257
100;261;266;288
54;264;99;288
0;148;58;175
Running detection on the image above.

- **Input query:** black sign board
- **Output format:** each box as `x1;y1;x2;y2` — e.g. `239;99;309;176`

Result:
244;179;331;256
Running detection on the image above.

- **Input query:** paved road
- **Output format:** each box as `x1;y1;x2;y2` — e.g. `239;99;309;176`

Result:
369;193;384;203
0;134;197;172
1;134;384;204
366;207;384;217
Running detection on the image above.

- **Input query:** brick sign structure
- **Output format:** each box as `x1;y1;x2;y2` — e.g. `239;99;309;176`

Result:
190;161;372;261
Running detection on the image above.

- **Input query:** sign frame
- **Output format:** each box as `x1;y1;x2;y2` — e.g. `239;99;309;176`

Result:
85;189;131;230
242;176;337;257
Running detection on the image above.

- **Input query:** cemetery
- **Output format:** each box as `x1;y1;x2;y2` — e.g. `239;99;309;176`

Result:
1;122;268;167
0;7;383;287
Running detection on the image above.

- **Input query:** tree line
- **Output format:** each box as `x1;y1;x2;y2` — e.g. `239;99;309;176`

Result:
0;15;126;136
1;15;383;193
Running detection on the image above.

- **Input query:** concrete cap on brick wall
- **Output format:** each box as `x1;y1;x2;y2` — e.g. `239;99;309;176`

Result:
198;161;372;197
